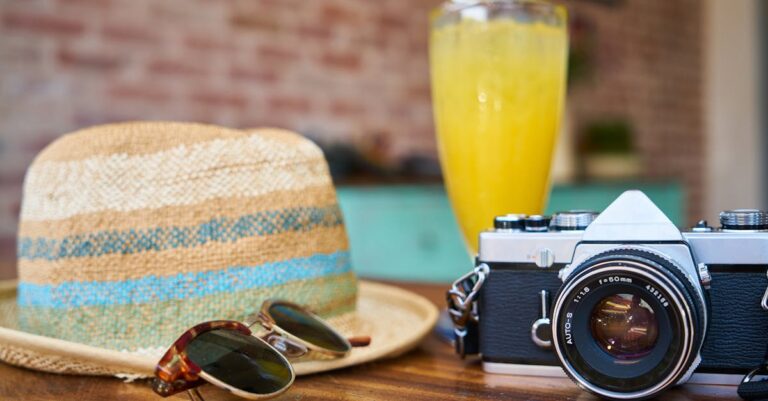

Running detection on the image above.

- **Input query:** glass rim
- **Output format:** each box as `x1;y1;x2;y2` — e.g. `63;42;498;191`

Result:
431;0;566;27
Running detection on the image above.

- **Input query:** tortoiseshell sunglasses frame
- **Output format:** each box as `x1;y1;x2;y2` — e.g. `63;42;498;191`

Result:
152;320;295;400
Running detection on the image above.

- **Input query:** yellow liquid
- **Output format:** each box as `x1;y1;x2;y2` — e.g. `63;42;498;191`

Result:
430;16;568;253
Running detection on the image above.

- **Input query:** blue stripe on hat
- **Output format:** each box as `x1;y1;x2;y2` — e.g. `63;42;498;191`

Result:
18;251;351;308
18;205;344;261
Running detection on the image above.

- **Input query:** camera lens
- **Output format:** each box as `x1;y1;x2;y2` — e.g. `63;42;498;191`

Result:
590;294;658;360
551;247;706;400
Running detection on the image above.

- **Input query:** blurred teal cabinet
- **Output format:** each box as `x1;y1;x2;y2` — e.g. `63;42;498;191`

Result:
336;182;684;283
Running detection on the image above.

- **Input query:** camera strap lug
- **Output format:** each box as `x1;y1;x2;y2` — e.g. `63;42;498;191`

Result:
760;270;768;311
738;270;768;400
739;360;768;400
446;263;489;358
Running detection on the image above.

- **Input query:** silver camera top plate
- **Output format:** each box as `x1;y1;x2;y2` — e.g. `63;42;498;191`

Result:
479;190;768;267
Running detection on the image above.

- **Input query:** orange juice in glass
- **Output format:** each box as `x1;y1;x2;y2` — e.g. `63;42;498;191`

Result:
429;0;568;253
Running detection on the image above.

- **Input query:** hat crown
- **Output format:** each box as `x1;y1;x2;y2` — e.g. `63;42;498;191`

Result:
16;122;355;354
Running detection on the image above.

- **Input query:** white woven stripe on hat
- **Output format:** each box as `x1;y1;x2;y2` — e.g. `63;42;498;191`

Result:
21;134;330;221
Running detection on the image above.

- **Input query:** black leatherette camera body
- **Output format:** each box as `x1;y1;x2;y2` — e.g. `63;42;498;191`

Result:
478;259;768;373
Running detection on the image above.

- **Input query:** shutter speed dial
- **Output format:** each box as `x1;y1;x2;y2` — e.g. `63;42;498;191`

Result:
551;210;599;231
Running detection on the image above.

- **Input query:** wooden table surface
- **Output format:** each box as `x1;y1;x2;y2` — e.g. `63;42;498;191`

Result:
0;281;742;400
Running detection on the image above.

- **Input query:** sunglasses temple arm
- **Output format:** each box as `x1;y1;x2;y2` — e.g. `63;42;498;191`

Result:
187;388;206;401
348;336;371;347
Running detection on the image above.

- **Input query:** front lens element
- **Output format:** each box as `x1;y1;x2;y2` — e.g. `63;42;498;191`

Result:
590;293;659;360
268;302;351;354
186;329;293;396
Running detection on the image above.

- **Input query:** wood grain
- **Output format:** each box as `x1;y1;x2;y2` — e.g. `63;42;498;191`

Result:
0;282;742;400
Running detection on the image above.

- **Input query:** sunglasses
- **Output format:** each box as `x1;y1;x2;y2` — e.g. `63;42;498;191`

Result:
152;300;369;400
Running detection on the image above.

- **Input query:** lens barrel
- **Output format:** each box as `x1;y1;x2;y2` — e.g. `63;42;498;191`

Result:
551;248;706;400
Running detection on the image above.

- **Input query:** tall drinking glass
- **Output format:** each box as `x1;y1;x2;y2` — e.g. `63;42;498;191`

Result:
429;0;568;254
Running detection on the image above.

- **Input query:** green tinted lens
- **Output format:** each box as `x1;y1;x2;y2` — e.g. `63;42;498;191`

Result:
268;302;351;353
186;329;293;395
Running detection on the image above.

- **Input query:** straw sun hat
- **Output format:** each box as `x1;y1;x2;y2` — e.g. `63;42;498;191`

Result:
0;121;438;378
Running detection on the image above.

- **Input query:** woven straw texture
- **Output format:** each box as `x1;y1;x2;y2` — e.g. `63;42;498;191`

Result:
0;280;438;377
13;122;357;358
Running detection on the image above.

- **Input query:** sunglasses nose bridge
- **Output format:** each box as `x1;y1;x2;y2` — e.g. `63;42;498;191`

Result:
262;332;309;358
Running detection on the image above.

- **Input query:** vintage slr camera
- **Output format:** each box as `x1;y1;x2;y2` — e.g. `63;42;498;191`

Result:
468;190;768;399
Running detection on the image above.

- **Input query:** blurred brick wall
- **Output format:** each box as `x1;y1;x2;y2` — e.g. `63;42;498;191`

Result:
0;0;703;279
565;0;704;223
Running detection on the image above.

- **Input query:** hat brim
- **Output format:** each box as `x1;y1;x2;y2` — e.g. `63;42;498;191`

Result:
0;280;438;377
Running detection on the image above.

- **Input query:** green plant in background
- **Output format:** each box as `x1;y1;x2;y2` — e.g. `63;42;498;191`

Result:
578;117;640;180
582;118;634;155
